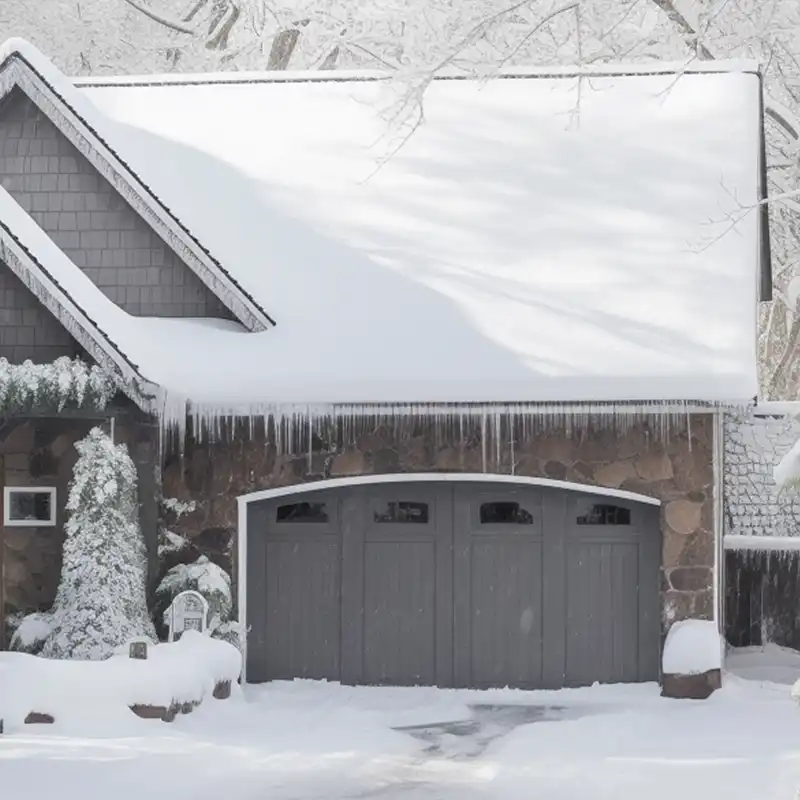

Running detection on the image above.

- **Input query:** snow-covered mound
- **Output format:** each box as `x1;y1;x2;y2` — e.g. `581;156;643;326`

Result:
662;619;721;675
0;631;241;732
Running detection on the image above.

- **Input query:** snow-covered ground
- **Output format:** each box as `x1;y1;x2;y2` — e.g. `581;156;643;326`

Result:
3;647;800;800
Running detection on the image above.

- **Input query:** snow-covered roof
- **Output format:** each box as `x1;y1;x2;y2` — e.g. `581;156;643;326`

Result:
0;40;766;415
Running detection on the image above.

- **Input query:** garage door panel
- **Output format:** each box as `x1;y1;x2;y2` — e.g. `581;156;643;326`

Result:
247;481;660;691
264;539;341;681
469;537;544;688
363;541;436;685
565;541;641;685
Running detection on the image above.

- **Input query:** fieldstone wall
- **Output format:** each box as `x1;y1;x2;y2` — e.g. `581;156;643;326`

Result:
1;419;94;646
1;416;160;647
163;413;716;630
723;410;800;537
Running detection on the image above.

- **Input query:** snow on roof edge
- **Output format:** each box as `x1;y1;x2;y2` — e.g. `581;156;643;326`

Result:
753;401;800;417
0;188;158;410
71;56;762;89
724;535;800;551
0;38;276;333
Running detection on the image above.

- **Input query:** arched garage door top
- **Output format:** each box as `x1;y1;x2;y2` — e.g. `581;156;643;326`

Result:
237;472;662;507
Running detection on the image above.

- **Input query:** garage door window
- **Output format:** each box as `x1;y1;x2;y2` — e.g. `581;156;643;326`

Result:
276;501;329;523
480;501;534;524
577;503;630;525
374;501;429;524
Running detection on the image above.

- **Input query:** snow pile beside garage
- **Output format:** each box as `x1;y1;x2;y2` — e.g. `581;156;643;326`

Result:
0;631;241;733
662;620;722;675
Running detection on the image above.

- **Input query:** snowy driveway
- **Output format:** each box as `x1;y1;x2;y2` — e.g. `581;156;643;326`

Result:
4;665;800;800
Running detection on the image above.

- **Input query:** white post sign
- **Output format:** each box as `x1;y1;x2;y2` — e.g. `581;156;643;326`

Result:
167;590;210;642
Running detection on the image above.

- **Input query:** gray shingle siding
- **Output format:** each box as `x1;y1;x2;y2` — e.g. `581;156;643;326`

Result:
0;259;81;362
0;88;231;319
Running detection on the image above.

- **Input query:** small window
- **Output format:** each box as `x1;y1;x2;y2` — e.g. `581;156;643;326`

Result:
276;501;328;523
4;487;56;527
577;504;631;525
374;501;429;524
480;501;534;525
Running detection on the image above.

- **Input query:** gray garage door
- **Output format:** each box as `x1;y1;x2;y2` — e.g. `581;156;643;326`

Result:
245;481;660;689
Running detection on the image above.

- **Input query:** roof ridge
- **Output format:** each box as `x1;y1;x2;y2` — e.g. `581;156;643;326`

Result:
71;57;762;90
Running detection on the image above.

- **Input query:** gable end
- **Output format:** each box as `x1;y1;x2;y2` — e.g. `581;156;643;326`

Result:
0;89;236;320
0;51;274;331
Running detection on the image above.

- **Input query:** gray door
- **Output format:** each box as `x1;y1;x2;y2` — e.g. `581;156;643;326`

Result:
246;481;660;689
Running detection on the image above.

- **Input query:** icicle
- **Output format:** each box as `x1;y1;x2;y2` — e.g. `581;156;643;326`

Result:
481;412;488;474
510;410;516;476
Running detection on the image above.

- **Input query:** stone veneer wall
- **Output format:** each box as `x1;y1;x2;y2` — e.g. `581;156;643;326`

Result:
1;420;94;646
163;413;716;630
1;416;161;647
723;410;800;537
723;409;800;649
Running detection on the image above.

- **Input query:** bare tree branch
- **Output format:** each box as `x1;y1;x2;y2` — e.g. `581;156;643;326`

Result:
648;0;715;59
206;0;240;49
121;0;195;34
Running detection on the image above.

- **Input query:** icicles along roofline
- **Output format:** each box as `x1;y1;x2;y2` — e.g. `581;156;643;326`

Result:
155;394;750;460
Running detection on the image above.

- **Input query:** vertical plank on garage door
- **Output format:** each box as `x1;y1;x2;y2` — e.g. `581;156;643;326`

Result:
469;535;544;688
264;538;341;680
542;489;568;689
257;492;342;682
639;504;663;682
359;485;444;686
246;503;270;682
340;489;366;685
566;540;641;686
453;484;545;689
362;540;436;684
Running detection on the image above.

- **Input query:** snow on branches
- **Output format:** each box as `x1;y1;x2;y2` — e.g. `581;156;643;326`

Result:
37;427;156;660
156;555;232;632
0;357;117;414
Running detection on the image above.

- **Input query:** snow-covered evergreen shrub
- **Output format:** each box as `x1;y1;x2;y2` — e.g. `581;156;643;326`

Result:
40;427;156;660
210;619;244;652
159;530;191;558
0;357;117;413
157;555;232;629
7;611;52;654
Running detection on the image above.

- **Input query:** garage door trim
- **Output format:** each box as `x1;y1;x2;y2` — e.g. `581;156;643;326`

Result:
237;473;661;682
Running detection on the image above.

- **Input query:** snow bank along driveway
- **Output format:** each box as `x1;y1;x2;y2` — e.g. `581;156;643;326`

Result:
3;669;800;800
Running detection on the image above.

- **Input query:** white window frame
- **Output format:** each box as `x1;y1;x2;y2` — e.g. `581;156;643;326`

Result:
4;486;57;527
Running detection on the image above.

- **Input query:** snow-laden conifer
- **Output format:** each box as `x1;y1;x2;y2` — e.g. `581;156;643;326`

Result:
41;427;155;659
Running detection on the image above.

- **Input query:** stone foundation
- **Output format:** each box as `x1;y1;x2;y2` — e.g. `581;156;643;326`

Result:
661;669;722;700
163;413;716;632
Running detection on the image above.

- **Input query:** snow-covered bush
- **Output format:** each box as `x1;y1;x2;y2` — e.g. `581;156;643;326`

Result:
8;611;53;654
159;529;191;558
0;357;117;413
36;427;156;659
156;555;232;629
155;553;243;650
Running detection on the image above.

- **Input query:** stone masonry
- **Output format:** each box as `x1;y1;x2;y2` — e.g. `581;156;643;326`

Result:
723;410;800;538
163;413;717;630
0;415;160;646
1;419;94;646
